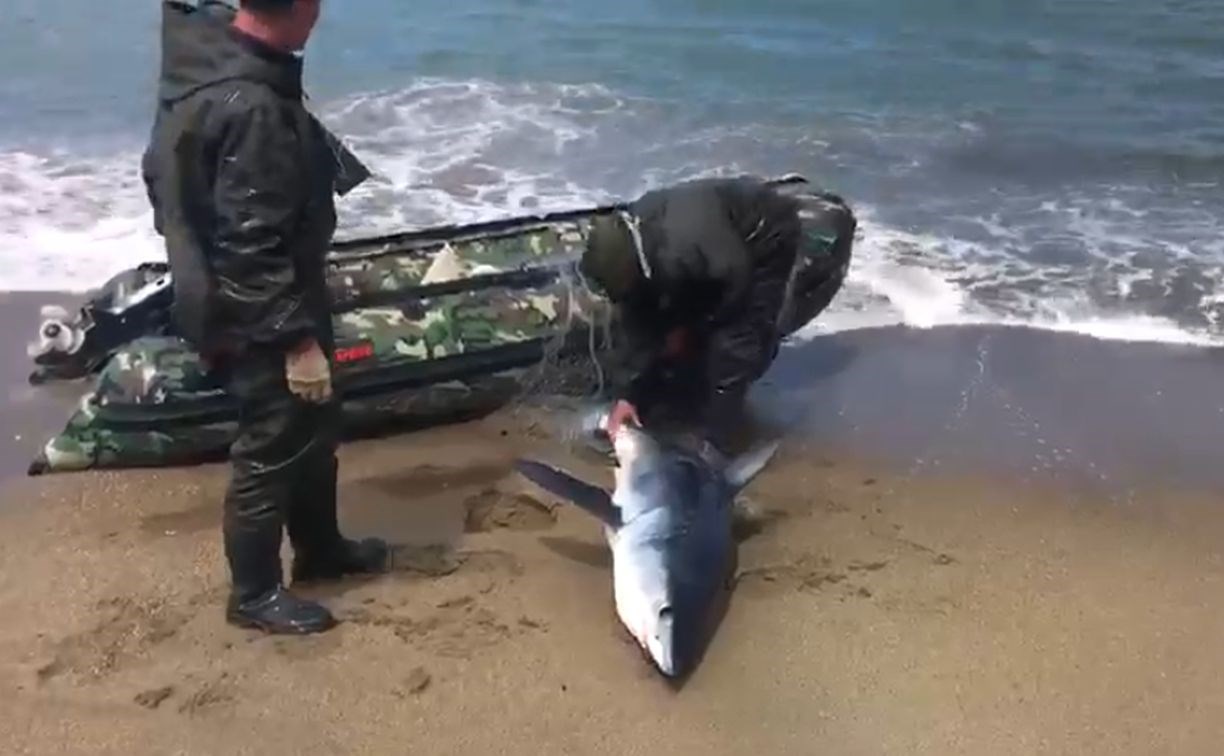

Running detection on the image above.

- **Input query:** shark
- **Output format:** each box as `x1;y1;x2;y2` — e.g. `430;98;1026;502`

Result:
515;419;779;680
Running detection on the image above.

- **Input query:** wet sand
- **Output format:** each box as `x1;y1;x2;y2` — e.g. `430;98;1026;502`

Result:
2;319;1224;755
764;324;1224;492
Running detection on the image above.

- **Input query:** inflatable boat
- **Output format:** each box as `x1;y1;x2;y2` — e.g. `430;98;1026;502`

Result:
25;175;856;475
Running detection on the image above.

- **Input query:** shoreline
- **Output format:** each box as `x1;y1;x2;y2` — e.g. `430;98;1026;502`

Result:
6;288;1224;488
764;321;1224;493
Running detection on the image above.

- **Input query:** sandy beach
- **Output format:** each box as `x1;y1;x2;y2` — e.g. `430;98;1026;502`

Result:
2;307;1224;755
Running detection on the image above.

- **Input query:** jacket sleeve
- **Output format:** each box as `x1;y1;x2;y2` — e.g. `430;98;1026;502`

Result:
655;187;766;391
203;99;319;351
702;255;789;397
657;182;805;424
652;184;756;322
141;118;165;237
607;295;667;407
315;118;372;197
701;202;798;401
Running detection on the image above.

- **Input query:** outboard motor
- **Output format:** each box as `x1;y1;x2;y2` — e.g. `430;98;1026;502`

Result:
27;263;175;383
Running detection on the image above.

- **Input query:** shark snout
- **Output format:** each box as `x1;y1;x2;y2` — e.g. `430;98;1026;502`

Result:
645;605;676;678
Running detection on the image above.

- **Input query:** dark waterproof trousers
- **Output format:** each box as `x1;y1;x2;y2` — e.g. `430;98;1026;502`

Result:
220;347;343;603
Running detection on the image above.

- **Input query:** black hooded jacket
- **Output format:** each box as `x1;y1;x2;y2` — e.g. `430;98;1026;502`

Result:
611;176;802;409
141;0;369;357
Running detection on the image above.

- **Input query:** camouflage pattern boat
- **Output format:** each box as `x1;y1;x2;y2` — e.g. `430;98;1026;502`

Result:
25;175;856;475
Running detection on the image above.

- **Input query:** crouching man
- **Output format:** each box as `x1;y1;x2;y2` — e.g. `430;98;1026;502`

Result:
580;175;803;453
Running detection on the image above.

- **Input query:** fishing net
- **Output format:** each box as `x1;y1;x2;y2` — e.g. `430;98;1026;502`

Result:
497;265;621;447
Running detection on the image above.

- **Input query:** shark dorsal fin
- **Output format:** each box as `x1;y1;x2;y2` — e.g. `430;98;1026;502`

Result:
514;459;622;528
724;439;782;492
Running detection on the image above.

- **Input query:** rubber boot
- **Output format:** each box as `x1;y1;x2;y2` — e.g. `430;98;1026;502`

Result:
287;452;390;585
226;587;337;635
292;537;390;584
223;472;336;635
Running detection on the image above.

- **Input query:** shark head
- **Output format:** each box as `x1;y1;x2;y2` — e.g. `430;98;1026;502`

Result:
618;429;781;678
608;425;704;676
634;581;707;679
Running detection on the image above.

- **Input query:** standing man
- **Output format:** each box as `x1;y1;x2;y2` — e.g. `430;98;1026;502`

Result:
142;0;386;635
580;176;803;453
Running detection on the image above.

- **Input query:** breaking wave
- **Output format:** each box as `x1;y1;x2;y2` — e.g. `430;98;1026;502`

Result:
0;77;1221;350
796;205;1224;348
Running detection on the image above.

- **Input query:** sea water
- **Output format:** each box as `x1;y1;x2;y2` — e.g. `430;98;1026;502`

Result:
1;0;1221;345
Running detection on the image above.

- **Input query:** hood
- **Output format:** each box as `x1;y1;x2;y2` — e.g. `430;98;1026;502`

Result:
156;0;302;104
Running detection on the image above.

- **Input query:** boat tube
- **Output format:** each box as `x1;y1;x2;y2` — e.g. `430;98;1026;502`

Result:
26;175;856;475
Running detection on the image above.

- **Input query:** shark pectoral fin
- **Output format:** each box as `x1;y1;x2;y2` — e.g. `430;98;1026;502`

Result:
724;439;782;492
514;459;622;528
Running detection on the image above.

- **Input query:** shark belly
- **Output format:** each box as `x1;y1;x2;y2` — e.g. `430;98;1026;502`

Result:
609;513;673;654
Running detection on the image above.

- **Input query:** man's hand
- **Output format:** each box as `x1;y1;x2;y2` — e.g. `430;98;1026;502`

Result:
604;399;641;437
285;338;333;403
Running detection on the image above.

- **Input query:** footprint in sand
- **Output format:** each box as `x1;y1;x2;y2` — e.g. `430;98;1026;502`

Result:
37;596;196;684
386;545;524;580
134;685;176;710
345;594;545;661
387;544;464;577
737;554;845;597
177;673;237;716
360;463;509;499
738;554;891;600
344;544;534;660
398;667;431;697
272;633;343;661
463;489;557;533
